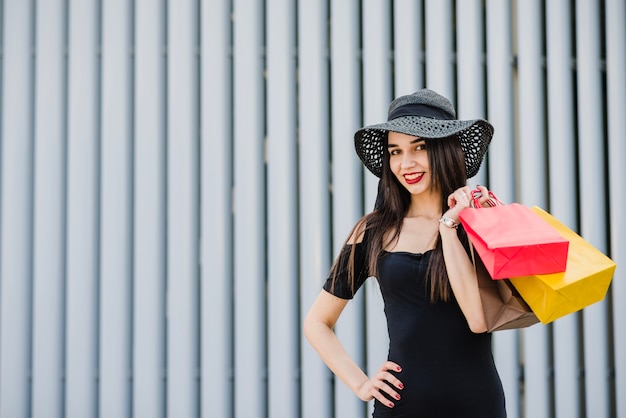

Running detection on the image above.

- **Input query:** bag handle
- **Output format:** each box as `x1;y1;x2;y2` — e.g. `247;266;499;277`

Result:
469;189;504;209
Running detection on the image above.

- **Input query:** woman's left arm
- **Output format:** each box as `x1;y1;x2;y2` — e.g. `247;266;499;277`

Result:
439;185;491;333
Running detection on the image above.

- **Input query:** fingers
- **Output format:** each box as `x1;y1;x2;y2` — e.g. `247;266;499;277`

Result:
379;362;404;390
475;184;489;195
382;360;402;373
474;185;493;207
448;187;473;210
446;185;494;216
375;362;403;408
357;362;404;408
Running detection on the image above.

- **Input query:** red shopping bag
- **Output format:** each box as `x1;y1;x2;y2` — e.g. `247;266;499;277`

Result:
459;191;569;280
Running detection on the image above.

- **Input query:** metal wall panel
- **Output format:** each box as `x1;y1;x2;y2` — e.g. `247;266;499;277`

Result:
65;1;101;416
0;1;34;417
0;1;623;417
425;0;454;99
233;0;266;416
606;0;626;416
201;0;234;417
456;0;486;184
361;1;392;417
31;0;66;417
393;0;424;94
485;2;520;417
546;1;581;417
298;1;332;417
167;0;200;416
133;1;167;417
516;2;552;418
330;0;366;417
100;0;133;416
576;2;612;416
485;0;516;202
266;0;299;417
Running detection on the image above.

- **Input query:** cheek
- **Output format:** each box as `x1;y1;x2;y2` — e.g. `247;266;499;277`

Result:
418;154;430;169
388;157;402;175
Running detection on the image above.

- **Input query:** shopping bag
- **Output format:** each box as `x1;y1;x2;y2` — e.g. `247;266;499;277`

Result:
459;192;569;279
472;247;539;331
509;207;616;324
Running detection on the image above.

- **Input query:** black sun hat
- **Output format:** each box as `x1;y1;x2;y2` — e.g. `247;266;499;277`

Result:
354;89;494;178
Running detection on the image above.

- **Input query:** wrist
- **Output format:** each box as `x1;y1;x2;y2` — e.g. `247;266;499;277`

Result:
353;377;371;400
439;217;459;229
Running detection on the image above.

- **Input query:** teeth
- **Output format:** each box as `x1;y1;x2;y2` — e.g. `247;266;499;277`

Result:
405;173;420;180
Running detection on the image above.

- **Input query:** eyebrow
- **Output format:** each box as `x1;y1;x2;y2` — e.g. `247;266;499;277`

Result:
387;138;424;148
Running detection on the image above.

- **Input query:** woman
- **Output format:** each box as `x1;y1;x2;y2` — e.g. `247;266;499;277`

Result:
303;89;506;417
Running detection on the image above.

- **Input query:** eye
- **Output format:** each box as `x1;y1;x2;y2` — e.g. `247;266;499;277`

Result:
415;143;426;151
389;149;401;156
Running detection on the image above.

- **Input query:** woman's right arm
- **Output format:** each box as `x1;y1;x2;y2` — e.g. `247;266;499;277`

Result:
303;290;403;408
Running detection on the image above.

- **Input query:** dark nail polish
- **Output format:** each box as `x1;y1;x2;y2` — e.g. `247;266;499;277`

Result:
395;394;401;400
398;383;404;389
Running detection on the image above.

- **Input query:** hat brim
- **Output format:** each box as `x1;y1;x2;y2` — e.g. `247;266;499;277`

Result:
354;116;494;178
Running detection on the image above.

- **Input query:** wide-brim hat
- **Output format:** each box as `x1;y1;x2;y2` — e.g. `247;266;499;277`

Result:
354;89;494;178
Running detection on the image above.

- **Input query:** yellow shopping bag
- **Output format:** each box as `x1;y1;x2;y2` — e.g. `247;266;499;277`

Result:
509;207;616;324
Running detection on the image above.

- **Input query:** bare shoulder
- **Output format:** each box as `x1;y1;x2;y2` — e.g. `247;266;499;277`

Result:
346;218;369;245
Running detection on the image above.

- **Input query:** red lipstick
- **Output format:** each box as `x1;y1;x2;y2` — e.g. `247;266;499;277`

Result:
403;172;424;184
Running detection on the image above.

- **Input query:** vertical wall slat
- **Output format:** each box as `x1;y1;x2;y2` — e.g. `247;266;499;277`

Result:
485;2;520;416
424;0;454;98
575;1;611;416
485;0;516;201
516;2;552;418
233;1;266;416
456;0;487;184
266;1;299;417
0;1;34;417
132;1;166;417
329;0;367;414
546;0;577;224
201;0;233;417
100;0;133;416
65;0;100;416
361;2;392;416
361;0;392;209
31;0;66;416
605;0;626;416
546;1;581;417
455;0;484;118
516;2;548;205
167;0;200;415
393;0;424;95
298;1;332;417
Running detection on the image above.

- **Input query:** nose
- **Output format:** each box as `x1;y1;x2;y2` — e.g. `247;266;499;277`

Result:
401;152;416;169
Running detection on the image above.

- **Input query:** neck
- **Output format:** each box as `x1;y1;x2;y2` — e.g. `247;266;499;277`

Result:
406;191;441;219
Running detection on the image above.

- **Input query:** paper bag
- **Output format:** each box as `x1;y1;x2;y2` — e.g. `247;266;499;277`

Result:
459;202;569;279
509;207;616;324
474;250;539;331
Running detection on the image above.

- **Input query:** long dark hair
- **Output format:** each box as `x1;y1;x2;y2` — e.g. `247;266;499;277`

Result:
331;134;470;302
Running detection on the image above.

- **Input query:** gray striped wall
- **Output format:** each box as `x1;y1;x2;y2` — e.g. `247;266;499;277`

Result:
0;0;624;417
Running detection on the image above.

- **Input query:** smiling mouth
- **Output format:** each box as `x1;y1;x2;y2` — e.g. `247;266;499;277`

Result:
403;172;424;184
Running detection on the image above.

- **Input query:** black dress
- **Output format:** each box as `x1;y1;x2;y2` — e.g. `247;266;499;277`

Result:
323;243;506;418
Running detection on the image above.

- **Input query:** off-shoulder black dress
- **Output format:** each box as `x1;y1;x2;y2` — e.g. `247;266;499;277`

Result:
323;242;506;418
